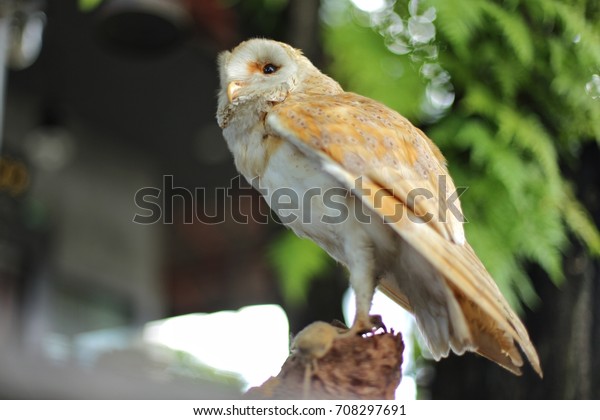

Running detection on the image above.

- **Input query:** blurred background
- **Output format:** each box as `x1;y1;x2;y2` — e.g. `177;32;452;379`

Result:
0;0;599;399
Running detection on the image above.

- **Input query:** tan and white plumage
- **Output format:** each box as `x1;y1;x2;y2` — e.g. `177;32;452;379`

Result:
216;38;542;377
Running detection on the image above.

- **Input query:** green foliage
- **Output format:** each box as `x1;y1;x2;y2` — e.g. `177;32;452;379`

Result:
322;0;600;309
268;231;333;307
323;17;425;120
78;0;103;12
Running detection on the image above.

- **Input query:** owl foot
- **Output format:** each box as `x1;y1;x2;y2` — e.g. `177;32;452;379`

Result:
292;316;386;363
343;314;386;337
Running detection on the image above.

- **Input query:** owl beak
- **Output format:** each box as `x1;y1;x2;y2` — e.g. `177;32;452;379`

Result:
227;81;245;103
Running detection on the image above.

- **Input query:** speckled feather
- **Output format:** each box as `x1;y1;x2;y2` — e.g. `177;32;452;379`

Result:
216;38;542;377
266;92;466;246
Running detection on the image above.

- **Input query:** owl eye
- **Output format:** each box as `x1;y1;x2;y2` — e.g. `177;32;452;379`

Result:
262;63;279;74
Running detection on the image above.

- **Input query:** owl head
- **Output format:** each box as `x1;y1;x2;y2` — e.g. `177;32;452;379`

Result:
217;39;304;108
217;38;343;115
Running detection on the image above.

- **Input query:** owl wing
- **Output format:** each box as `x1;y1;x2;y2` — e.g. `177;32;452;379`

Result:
265;92;542;377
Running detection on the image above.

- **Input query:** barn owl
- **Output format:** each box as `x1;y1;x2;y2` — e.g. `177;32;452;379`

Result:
216;38;542;377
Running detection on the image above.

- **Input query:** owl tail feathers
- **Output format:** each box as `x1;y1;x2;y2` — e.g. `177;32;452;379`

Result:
450;287;543;378
410;280;476;361
380;280;542;378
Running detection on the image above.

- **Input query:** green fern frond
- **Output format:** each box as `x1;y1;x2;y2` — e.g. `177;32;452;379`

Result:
462;84;499;117
490;59;526;99
496;109;560;182
561;186;600;256
486;147;528;202
480;2;535;67
511;267;541;309
553;3;600;65
519;219;565;284
431;0;485;55
464;220;520;308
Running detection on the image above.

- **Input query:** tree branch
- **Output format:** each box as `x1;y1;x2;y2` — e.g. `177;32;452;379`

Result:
246;321;404;399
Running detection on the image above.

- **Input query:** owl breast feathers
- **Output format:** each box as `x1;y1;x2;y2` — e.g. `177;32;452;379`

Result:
216;38;542;377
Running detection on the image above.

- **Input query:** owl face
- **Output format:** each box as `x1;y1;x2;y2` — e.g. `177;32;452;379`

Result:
217;39;300;107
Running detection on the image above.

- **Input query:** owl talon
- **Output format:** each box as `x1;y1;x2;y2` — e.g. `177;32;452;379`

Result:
344;314;386;337
370;314;387;333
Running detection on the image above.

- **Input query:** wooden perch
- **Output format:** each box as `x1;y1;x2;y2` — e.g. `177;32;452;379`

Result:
246;321;404;400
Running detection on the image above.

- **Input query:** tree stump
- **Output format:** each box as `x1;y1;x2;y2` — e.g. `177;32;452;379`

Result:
246;321;404;399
